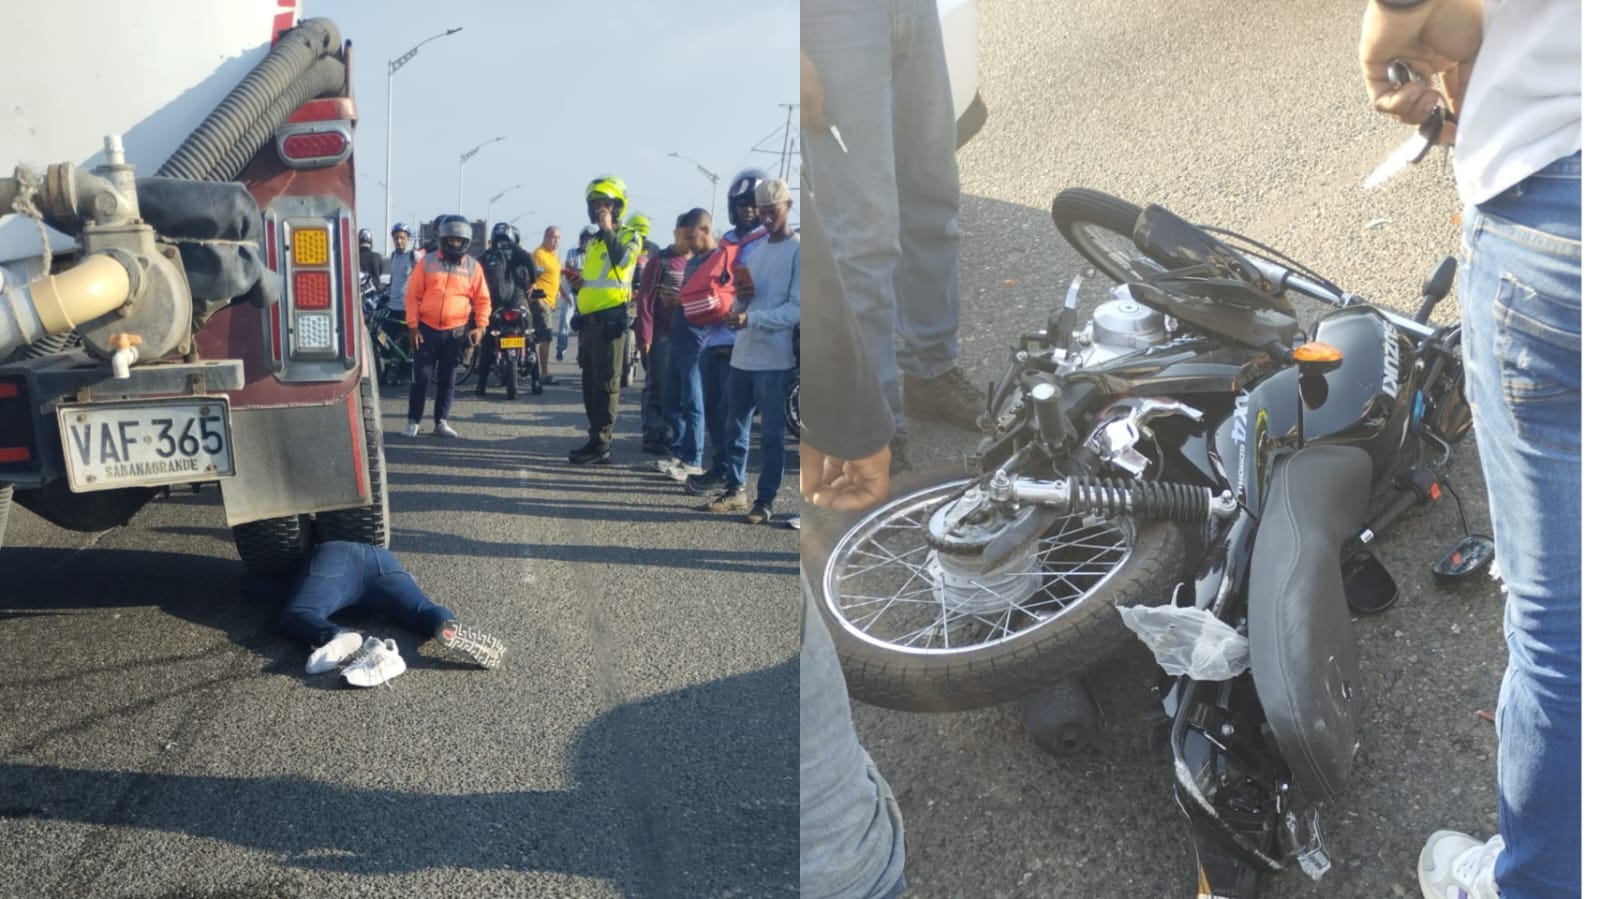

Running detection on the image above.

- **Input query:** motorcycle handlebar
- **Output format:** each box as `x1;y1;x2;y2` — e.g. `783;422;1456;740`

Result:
1242;254;1440;344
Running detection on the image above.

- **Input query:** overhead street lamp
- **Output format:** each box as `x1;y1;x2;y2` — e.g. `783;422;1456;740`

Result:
458;137;507;214
385;27;462;241
485;185;523;227
667;151;720;213
508;209;538;227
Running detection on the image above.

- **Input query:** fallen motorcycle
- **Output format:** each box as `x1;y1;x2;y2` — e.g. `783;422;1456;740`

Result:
810;188;1491;898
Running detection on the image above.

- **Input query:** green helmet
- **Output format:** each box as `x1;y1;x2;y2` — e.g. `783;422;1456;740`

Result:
585;175;628;222
623;212;651;241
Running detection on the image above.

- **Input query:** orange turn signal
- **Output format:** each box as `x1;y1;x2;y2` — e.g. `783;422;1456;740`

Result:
1292;341;1343;364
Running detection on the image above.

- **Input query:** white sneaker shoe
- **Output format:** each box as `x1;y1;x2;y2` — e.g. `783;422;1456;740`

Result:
1418;831;1503;899
306;630;364;675
341;636;407;688
652;457;683;473
433;420;459;438
666;462;705;483
401;420;420;438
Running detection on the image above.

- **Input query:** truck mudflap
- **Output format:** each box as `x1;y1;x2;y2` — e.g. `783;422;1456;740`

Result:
218;390;369;527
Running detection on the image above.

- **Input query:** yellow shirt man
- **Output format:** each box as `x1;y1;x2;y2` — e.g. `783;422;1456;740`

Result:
532;234;562;312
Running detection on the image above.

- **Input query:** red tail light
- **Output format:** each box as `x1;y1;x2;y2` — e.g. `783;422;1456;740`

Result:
0;382;17;399
0;447;29;463
293;271;332;309
502;309;521;322
341;215;357;363
282;131;349;160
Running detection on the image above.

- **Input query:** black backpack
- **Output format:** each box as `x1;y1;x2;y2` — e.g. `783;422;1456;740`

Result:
480;245;519;307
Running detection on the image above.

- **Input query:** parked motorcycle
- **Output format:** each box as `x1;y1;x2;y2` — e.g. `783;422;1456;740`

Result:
809;189;1491;898
480;302;535;400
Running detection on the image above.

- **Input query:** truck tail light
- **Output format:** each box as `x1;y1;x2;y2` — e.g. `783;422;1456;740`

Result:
339;213;357;364
291;227;331;266
274;124;353;169
293;271;332;309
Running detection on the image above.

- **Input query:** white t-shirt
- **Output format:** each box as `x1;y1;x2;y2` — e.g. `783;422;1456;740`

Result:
1452;0;1581;206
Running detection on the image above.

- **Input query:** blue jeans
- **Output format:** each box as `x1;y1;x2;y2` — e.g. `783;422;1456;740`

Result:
669;343;705;467
1457;152;1580;899
555;293;573;356
278;542;455;647
800;576;906;899
722;368;793;504
643;338;673;444
407;324;462;424
699;346;734;479
800;0;962;425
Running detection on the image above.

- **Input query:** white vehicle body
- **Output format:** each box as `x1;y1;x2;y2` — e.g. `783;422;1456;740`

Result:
939;0;985;145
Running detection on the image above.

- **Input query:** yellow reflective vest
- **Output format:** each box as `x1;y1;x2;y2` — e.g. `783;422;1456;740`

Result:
575;227;642;315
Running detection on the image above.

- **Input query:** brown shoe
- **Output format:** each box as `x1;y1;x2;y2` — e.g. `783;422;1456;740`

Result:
706;489;751;514
902;366;986;431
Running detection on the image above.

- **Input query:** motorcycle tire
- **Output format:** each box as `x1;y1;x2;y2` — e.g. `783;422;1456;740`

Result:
502;353;517;401
785;377;801;439
1050;188;1150;285
807;465;1184;712
454;344;480;387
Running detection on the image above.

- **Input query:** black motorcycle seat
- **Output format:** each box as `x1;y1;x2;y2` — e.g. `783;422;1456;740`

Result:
1247;443;1373;804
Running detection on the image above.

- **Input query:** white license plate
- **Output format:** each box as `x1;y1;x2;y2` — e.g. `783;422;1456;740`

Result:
58;399;235;493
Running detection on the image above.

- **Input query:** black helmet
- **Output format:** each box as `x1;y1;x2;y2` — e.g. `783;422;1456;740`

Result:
438;215;472;261
726;167;767;228
491;221;513;245
358;228;374;248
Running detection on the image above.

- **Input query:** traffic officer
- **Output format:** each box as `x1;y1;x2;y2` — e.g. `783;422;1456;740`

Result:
566;176;643;465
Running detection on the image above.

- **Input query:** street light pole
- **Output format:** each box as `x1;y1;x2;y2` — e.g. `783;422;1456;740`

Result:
667;151;720;214
458;136;507;214
385;27;462;244
485;185;523;228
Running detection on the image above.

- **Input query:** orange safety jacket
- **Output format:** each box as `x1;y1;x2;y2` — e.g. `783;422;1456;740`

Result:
404;251;491;331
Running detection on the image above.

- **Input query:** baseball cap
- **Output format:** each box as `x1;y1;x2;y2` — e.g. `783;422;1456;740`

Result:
754;179;790;206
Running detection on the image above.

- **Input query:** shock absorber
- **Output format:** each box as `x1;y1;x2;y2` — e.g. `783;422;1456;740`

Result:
1002;475;1218;521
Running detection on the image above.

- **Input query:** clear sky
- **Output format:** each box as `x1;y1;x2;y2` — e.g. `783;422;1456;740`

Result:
307;0;800;252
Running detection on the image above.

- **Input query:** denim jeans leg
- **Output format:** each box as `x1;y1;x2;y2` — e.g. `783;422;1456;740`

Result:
555;295;572;355
671;347;704;467
723;368;758;491
800;579;906;899
407;325;440;423
754;369;791;505
359;546;454;638
278;542;370;647
1456;152;1581;899
801;0;905;424
432;329;460;423
700;349;733;479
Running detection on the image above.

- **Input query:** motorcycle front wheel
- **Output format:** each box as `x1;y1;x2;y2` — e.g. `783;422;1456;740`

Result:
809;465;1184;712
1051;188;1154;285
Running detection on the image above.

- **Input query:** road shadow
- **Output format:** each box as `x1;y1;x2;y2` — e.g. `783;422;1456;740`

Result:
0;657;800;897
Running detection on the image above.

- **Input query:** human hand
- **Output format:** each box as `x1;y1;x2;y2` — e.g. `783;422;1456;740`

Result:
469;327;486;347
596;207;615;232
801;50;824;134
800;442;893;512
409;328;422;350
1359;0;1483;136
726;312;748;330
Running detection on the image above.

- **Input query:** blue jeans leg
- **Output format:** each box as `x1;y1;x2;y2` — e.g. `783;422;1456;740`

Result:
723;368;758;491
1457;152;1581;899
360;546;455;638
407;325;460;424
555;295;572;356
699;347;733;479
278;542;372;647
800;579;906;899
670;346;704;467
753;369;792;505
800;0;962;425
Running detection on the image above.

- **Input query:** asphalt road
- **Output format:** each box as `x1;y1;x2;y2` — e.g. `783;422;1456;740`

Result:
847;1;1506;897
0;355;801;899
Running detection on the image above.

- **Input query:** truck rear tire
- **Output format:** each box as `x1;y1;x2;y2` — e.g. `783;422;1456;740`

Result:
232;514;313;574
315;368;390;547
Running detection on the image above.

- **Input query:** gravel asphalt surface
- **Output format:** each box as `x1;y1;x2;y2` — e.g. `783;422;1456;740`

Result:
0;355;801;899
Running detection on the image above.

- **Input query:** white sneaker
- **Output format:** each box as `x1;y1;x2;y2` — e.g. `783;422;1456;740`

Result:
652;457;683;473
666;462;705;483
433;420;459;438
401;421;420;438
341;636;407;688
1418;831;1503;899
306;630;364;675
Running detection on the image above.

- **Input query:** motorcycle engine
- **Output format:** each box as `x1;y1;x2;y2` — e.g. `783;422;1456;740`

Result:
1074;295;1170;367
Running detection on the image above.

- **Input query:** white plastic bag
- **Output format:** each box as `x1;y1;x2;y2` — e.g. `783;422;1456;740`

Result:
1118;604;1250;681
